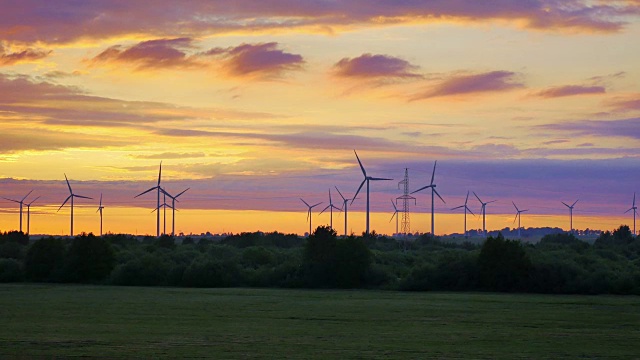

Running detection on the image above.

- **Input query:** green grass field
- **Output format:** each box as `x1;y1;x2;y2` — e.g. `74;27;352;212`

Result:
0;285;638;359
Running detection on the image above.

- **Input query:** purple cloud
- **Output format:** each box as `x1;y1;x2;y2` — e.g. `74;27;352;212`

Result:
411;71;524;100
0;45;51;66
608;96;640;112
1;1;638;46
534;85;606;98
89;38;198;70
333;54;421;79
538;118;640;139
202;42;304;78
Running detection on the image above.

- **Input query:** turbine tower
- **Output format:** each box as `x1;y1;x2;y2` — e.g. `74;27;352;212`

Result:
162;187;189;236
396;168;416;235
390;199;400;234
562;199;579;235
625;193;637;236
474;192;496;237
351;150;392;235
451;191;475;237
25;196;40;236
58;174;93;237
97;193;105;236
152;199;173;235
319;188;340;231
135;161;163;237
335;186;353;237
2;190;33;233
512;201;528;238
300;198;322;236
411;161;445;236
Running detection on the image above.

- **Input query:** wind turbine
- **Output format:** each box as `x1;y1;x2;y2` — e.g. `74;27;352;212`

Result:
335;186;353;237
411;161;445;236
473;192;496;237
58;174;93;237
135;161;163;237
451;191;475;237
351;150;392;235
561;199;579;235
319;188;340;231
25;196;40;236
97;193;105;236
512;201;528;238
2;190;33;233
151;200;173;235
625;193;637;236
162;187;189;236
390;199;400;235
300;198;322;236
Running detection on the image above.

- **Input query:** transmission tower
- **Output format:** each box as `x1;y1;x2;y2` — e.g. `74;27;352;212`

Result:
396;168;416;235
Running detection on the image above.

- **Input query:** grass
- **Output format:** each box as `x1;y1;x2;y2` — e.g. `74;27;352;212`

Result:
0;284;638;359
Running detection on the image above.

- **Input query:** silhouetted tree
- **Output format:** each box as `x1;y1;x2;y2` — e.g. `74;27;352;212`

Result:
478;234;531;292
25;237;66;281
64;233;115;283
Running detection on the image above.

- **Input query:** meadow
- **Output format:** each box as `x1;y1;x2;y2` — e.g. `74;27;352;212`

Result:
1;284;638;359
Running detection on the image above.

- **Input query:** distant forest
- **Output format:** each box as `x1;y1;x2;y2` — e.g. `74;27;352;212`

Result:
1;225;639;295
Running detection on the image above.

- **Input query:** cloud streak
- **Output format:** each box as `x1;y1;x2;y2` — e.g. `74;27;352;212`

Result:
534;85;606;98
89;38;198;70
0;45;51;66
1;1;638;46
333;54;421;80
538;118;640;139
410;71;524;100
202;42;304;79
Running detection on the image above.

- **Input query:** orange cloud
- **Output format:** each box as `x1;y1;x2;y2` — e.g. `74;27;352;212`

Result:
0;45;50;66
534;85;606;98
333;53;421;80
89;38;199;70
410;71;524;101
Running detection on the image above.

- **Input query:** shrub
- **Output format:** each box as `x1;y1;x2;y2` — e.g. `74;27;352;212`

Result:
0;258;24;282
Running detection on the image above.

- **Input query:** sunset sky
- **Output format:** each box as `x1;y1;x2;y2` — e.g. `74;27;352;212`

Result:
1;1;639;236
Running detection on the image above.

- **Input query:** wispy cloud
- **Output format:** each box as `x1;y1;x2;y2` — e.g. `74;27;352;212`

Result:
201;42;304;79
333;54;421;80
410;71;524;101
607;95;640;112
1;1;638;46
0;45;51;66
131;152;207;160
534;85;606;98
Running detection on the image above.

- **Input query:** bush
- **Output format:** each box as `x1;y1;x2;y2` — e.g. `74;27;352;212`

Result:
181;258;239;287
64;234;115;283
478;234;531;292
110;254;172;286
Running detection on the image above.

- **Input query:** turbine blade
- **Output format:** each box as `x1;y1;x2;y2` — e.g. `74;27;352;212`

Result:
391;199;398;211
319;205;331;214
351;179;366;205
175;188;190;199
307;210;310;222
354;150;367;177
99;193;103;207
433;188;445;204
328;188;332;205
158;161;162;186
300;198;310;207
512;201;519;211
58;195;72;212
487;200;497;204
335;186;346;201
21;190;34;202
135;186;157;198
513;213;518;224
411;184;432;194
451;205;464;210
311;202;322;208
2;197;20;204
625;208;633;214
430;161;437;185
633;192;636;207
74;195;93;200
27;196;40;206
390;212;397;222
466;206;475;216
64;173;72;194
369;177;393;181
464;191;469;205
572;199;579;207
522;209;529;213
473;191;483;204
561;201;570;208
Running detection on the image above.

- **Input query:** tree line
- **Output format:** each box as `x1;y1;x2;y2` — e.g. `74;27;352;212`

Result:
0;225;639;294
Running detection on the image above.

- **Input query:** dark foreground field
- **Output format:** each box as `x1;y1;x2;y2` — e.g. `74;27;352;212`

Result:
0;285;638;359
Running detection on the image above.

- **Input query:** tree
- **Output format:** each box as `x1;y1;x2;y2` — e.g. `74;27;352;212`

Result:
64;233;115;283
478;234;531;292
25;237;66;282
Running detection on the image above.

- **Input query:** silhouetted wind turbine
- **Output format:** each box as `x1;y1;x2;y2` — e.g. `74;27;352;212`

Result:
58;174;93;236
451;191;475;237
320;188;340;231
300;198;322;236
2;190;33;233
625;193;637;236
512;201;528;238
151;200;173;235
335;186;353;237
351;150;392;235
25;196;40;236
474;192;496;237
390;199;400;235
162;187;189;236
562;199;579;234
97;193;105;236
135;161;163;237
411;161;445;236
